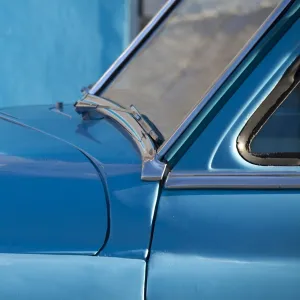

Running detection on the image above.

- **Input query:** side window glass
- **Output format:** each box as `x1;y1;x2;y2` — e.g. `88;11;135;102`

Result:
251;84;300;153
237;56;300;165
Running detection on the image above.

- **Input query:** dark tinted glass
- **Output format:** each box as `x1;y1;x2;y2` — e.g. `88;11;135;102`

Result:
251;85;300;153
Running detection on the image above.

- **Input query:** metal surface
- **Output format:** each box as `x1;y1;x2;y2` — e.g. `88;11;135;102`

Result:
148;187;300;299
237;55;300;166
76;94;167;181
0;112;108;254
89;0;292;161
157;0;292;159
141;157;167;181
147;4;300;299
0;1;298;299
165;171;300;189
0;104;160;259
76;96;155;162
172;6;300;172
79;94;163;146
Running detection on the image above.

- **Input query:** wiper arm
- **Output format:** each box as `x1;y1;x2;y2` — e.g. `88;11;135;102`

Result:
76;94;135;114
75;93;164;147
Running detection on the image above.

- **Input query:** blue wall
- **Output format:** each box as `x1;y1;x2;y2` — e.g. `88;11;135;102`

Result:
0;0;131;107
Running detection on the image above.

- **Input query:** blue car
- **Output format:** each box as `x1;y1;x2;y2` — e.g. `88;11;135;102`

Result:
1;0;300;299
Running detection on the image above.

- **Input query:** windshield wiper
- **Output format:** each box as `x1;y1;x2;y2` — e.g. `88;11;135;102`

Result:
75;93;164;147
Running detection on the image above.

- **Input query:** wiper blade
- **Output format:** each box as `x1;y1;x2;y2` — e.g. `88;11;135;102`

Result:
75;93;164;147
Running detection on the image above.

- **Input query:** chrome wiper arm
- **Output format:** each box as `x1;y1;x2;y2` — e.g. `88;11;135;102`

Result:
75;93;163;147
128;104;164;147
77;94;135;114
75;93;167;182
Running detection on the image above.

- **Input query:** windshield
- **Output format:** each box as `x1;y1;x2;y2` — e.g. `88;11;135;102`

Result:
100;0;280;141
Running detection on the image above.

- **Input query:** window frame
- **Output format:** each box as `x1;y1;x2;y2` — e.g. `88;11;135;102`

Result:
237;55;300;166
88;0;293;164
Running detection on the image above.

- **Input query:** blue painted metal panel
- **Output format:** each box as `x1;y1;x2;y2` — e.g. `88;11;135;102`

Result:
148;189;300;299
148;3;300;300
0;254;145;300
0;103;159;259
0;115;108;254
171;5;300;171
151;190;300;258
0;0;130;108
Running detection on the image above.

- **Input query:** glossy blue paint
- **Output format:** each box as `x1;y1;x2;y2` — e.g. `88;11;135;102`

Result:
0;0;299;299
0;115;107;254
147;2;300;300
0;254;145;300
171;1;300;171
210;23;300;172
151;190;300;258
0;104;160;259
0;103;158;298
148;189;300;299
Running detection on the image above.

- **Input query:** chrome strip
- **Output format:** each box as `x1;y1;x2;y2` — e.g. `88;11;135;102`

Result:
76;95;167;181
87;0;292;179
89;0;178;95
0;106;167;182
165;171;300;189
142;157;167;181
157;0;292;159
76;95;155;160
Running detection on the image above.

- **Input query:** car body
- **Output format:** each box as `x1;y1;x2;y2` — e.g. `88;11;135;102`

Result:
0;0;300;299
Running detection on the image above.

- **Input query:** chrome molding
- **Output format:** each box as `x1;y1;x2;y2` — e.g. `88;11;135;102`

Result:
89;0;292;160
76;95;155;161
157;0;293;159
76;95;167;181
0;106;167;182
86;0;292;181
141;157;167;181
89;0;179;95
165;171;300;189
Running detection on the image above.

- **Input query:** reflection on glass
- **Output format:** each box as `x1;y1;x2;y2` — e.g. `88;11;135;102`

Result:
251;84;300;153
102;0;280;141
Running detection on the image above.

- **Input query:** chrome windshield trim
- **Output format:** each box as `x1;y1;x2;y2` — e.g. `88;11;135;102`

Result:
142;157;167;181
76;95;167;181
88;0;292;163
89;0;179;95
157;0;292;159
165;171;300;189
76;94;155;159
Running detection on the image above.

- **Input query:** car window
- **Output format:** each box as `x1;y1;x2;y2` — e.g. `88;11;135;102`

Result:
251;84;300;154
100;0;280;142
237;56;300;165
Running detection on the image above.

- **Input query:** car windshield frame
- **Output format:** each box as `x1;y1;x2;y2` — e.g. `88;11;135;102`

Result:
89;0;292;160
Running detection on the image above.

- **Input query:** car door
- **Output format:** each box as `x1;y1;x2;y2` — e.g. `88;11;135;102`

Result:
147;1;300;299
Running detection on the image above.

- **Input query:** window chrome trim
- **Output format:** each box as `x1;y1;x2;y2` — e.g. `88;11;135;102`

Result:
237;55;300;166
89;0;293;163
165;171;300;189
75;94;167;181
89;0;179;95
157;0;293;159
142;157;167;181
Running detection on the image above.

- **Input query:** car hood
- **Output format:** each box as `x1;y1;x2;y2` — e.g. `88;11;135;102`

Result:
0;104;159;259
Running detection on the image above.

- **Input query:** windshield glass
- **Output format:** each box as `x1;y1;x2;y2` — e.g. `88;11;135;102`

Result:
100;0;280;141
